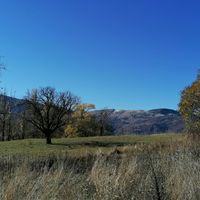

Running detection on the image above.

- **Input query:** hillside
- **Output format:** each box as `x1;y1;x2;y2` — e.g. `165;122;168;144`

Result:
2;95;184;135
0;94;24;113
95;108;184;135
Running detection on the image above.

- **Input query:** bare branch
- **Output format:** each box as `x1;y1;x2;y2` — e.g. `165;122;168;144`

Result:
24;86;80;144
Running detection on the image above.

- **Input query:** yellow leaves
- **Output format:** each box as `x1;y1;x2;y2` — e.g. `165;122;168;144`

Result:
77;104;95;111
64;124;78;137
71;104;95;118
179;76;200;135
64;103;96;137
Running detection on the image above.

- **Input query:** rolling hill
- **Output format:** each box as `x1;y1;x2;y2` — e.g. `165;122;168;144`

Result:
94;108;184;135
1;95;184;135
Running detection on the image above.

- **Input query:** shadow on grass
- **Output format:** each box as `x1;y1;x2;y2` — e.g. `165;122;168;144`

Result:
52;141;135;148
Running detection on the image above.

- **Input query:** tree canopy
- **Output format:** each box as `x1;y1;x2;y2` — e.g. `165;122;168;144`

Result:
65;104;97;137
25;87;80;144
179;72;200;136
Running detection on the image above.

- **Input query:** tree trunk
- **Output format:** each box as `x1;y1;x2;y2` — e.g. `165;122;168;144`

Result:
22;132;25;140
2;120;5;141
21;123;25;139
8;117;12;140
46;134;52;144
100;126;104;136
7;135;11;141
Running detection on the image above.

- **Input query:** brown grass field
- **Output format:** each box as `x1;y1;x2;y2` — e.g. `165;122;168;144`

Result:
1;133;200;200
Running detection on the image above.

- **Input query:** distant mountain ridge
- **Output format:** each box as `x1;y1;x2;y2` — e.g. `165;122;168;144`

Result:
94;108;184;135
0;95;24;113
1;95;184;135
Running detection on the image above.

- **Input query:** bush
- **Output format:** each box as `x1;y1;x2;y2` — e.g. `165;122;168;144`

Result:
179;71;200;137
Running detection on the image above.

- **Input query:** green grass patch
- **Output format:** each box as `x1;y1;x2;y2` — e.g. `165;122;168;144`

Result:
0;133;184;157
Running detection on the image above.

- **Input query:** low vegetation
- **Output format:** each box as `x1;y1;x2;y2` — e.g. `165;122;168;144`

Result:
0;134;182;156
1;134;200;200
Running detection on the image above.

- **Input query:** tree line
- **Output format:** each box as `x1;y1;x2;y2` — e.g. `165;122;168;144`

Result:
0;58;113;144
3;59;200;143
0;87;114;144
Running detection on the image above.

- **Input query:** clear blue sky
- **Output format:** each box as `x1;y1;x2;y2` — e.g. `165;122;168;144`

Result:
0;0;199;110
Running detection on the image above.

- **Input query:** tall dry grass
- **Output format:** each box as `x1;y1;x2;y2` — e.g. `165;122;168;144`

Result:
0;141;200;199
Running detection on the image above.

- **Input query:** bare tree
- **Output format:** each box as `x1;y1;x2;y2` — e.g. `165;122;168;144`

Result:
19;111;27;139
0;91;11;141
0;58;7;141
96;109;113;136
0;56;5;70
25;87;80;144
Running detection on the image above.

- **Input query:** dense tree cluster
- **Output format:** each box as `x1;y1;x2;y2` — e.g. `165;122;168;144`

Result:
0;85;114;144
0;59;114;143
65;104;97;137
64;104;114;137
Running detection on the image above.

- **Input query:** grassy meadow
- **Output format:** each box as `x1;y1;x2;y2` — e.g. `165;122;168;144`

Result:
1;133;200;200
0;133;183;156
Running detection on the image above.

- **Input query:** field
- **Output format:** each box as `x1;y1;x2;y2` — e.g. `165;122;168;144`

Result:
1;133;200;200
0;133;183;156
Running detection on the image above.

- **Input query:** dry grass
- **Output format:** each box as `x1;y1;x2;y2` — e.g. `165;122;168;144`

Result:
0;135;200;199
